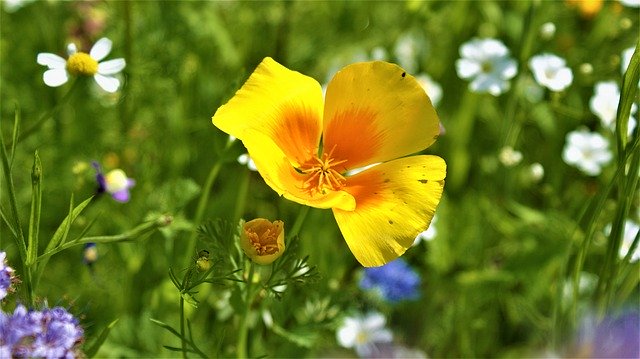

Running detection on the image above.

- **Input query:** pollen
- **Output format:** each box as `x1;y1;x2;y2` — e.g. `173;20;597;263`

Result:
66;52;98;76
299;146;347;196
246;227;280;255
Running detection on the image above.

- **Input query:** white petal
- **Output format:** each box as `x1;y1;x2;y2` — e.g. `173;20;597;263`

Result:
67;43;77;56
94;74;120;93
37;53;67;69
43;68;69;87
98;58;126;75
456;59;481;79
90;37;113;62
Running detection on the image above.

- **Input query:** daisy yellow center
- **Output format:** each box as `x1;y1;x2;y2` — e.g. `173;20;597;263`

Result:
299;148;347;196
66;52;98;76
246;227;279;255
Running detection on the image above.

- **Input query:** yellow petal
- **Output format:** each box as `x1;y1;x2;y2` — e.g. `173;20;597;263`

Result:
243;129;356;211
323;61;440;170
212;57;323;166
332;155;446;267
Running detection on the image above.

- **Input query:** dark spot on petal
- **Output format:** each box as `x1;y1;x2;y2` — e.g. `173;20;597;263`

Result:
388;220;394;224
383;178;390;183
401;72;406;78
418;179;429;184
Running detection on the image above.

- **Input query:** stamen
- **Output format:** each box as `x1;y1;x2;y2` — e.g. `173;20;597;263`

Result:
297;146;347;196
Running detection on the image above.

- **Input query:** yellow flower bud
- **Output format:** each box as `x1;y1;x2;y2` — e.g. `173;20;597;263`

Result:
240;218;285;265
196;249;211;272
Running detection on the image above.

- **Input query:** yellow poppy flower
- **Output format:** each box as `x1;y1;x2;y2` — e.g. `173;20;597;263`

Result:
212;57;445;267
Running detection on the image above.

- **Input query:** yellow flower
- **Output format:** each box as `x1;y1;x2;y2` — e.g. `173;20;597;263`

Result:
212;57;445;267
240;218;285;265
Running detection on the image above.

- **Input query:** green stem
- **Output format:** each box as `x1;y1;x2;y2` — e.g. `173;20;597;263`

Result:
287;206;310;241
179;296;187;359
237;262;256;359
183;142;232;265
10;79;79;146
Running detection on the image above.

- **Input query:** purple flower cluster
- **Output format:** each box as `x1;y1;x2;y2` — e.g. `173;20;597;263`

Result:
359;259;420;303
576;310;640;358
0;251;16;301
0;304;84;358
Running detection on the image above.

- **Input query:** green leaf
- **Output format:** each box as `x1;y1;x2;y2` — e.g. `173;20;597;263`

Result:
26;151;43;266
84;318;120;358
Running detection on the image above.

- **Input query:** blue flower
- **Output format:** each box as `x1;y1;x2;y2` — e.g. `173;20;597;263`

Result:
576;310;640;358
359;259;420;303
0;251;16;301
0;304;84;358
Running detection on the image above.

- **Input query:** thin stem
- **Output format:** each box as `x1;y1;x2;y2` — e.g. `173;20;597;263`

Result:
183;142;232;266
11;79;79;146
287;206;310;241
237;262;255;359
180;296;187;359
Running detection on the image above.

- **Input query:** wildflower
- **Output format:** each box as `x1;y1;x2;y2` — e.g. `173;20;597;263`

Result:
93;162;135;202
619;0;640;7
237;153;257;171
539;22;556;40
562;128;612;176
499;146;523;167
566;0;603;18
212;57;445;267
413;214;438;246
529;53;573;92
0;251;16;301
529;163;545;182
455;38;517;96
240;218;285;265
359;258;420;303
589;81;637;135
0;304;84;358
336;312;393;357
605;220;640;262
573;310;640;358
415;74;442;107
82;243;98;266
37;37;125;93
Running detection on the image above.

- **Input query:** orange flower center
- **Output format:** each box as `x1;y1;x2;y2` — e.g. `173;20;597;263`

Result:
298;147;347;196
246;227;280;255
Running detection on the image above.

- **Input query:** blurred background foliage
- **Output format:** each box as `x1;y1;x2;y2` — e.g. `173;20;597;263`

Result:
1;0;638;357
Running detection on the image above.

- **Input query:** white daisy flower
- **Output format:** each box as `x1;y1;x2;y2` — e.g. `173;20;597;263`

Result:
605;220;640;262
237;153;257;171
589;81;637;136
529;163;545;182
37;37;126;93
336;312;393;358
562;128;612;176
415;74;442;107
455;38;517;96
529;53;573;91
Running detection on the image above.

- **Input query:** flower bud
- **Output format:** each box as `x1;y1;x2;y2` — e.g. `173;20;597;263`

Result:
196;249;212;272
240;218;285;265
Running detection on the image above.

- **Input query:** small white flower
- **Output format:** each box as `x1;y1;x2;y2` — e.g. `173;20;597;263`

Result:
605;220;640;262
529;163;545;182
529;53;573;91
237;154;257;171
562;128;612;176
415;74;442;107
455;38;517;96
37;37;126;93
336;312;393;357
499;146;523;167
394;33;420;73
413;214;438;246
589;81;637;136
618;0;640;7
539;22;556;40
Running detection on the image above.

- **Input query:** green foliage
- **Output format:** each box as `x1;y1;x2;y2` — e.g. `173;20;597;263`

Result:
1;0;638;358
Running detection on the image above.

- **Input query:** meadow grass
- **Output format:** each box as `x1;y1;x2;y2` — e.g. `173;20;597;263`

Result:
1;1;638;357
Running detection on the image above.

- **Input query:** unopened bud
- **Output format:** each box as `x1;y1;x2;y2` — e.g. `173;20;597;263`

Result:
240;218;285;265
